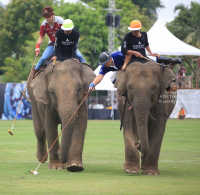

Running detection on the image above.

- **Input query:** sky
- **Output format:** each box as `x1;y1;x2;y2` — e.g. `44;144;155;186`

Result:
157;0;200;24
1;0;200;25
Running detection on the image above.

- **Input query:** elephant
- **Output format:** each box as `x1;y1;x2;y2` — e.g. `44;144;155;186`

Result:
115;60;176;175
27;59;95;172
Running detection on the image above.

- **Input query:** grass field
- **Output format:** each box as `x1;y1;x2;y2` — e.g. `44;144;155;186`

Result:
0;119;200;195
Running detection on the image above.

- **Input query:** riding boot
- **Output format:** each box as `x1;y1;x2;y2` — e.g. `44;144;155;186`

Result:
157;56;182;65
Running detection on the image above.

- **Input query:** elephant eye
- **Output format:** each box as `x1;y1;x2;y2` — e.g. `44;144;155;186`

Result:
78;86;82;93
152;86;156;90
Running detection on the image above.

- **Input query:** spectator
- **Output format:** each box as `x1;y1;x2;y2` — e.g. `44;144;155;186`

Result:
179;65;186;76
178;107;186;120
88;100;96;109
178;65;186;88
113;101;118;109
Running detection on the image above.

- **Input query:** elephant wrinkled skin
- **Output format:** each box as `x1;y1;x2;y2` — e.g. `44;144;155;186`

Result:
27;60;95;172
115;61;176;175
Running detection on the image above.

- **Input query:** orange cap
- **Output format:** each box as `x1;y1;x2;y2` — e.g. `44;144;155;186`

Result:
128;20;142;31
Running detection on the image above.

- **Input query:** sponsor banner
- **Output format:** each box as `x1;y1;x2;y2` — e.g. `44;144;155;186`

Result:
0;83;32;120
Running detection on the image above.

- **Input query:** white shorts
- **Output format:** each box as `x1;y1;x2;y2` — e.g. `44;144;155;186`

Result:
110;71;118;84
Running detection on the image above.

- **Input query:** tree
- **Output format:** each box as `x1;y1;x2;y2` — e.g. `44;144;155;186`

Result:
131;0;164;18
82;0;164;19
167;2;200;49
0;31;49;82
0;0;45;63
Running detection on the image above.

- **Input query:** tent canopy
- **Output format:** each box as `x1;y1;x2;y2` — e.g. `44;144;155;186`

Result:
146;20;200;56
118;19;200;56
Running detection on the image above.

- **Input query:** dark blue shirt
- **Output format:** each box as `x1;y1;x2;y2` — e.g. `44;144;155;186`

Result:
99;52;125;75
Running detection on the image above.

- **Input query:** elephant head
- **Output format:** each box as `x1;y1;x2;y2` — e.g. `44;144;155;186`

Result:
32;60;95;163
115;61;175;154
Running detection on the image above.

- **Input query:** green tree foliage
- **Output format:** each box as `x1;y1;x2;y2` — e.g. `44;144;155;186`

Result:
0;0;45;80
167;2;200;49
131;0;164;18
0;31;49;82
0;0;44;67
82;0;164;19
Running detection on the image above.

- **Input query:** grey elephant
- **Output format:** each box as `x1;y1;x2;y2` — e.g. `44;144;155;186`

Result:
115;60;176;175
27;60;95;172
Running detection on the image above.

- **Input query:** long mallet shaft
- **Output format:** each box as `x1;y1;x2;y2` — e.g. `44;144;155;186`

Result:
8;56;37;135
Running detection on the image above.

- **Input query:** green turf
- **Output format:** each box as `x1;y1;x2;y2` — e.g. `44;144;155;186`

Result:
0;119;200;194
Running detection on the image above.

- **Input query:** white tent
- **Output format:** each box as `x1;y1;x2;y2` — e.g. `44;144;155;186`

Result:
94;66;116;91
118;19;200;56
147;19;200;56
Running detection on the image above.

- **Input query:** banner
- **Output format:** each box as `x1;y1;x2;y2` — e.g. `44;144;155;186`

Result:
0;84;199;119
170;90;200;118
0;83;32;120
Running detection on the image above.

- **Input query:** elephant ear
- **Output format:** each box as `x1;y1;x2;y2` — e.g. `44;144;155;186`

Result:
82;64;96;92
160;67;176;91
33;71;50;104
115;70;127;95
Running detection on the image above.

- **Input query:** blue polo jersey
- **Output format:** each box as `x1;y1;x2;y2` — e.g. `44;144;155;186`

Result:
99;51;125;75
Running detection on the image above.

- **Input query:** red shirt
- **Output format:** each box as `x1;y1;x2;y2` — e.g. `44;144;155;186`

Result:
179;66;186;76
40;16;64;43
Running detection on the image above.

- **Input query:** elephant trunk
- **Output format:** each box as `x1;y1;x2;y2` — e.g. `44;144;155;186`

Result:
133;95;150;154
58;103;78;163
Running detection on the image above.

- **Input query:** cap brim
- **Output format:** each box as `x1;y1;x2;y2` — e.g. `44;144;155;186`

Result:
128;27;141;31
61;25;74;31
99;57;111;65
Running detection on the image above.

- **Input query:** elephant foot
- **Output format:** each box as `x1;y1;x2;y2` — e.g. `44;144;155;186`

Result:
36;151;48;163
142;169;160;175
48;160;65;170
123;163;140;174
66;162;84;172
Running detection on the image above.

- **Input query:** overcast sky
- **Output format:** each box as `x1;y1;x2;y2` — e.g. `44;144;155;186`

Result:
1;0;200;25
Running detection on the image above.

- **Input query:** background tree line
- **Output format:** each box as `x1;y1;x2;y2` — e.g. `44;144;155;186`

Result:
0;0;199;82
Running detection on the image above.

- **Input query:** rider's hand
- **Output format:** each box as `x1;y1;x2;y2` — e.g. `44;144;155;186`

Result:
88;83;95;92
72;58;80;63
135;52;143;58
121;64;127;71
51;56;57;61
35;43;40;57
151;53;160;58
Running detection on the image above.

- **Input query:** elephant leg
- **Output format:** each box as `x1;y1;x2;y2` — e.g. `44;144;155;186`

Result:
66;102;87;172
118;96;140;174
45;107;64;170
32;105;47;163
142;112;167;175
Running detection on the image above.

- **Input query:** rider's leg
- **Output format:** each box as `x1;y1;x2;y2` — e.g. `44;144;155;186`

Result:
157;56;182;65
35;46;54;71
31;46;54;87
76;49;86;63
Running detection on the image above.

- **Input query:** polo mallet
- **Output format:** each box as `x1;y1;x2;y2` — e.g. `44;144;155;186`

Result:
28;90;92;175
8;56;37;136
181;58;196;75
142;56;163;66
142;56;196;75
53;59;56;65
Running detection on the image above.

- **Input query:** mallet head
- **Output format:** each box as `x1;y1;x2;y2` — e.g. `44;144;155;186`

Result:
8;130;13;135
28;170;39;175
